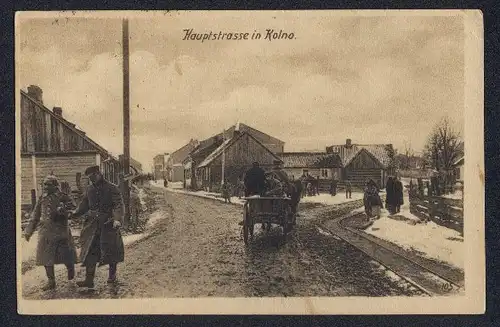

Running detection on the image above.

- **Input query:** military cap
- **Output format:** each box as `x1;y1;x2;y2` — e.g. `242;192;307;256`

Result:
43;174;59;186
84;165;100;176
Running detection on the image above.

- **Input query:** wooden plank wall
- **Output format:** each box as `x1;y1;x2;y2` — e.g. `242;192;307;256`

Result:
21;153;97;206
409;194;464;234
21;95;97;153
20;156;33;205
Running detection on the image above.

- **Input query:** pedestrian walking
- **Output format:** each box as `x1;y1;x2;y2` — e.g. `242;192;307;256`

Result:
363;179;382;219
23;174;77;291
71;165;125;288
385;176;396;215
330;178;337;196
221;180;232;203
345;179;352;199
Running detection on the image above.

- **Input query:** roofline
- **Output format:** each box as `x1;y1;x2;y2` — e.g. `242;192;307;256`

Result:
327;143;393;147
453;156;464;166
239;123;285;145
21;90;114;159
278;152;329;156
196;131;283;169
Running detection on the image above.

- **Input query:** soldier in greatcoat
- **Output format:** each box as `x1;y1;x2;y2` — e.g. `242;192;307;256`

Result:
71;165;125;288
24;175;77;290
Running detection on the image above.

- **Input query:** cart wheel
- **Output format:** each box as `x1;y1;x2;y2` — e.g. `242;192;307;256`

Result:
243;204;249;245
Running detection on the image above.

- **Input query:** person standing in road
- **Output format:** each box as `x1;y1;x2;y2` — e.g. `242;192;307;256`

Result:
394;176;404;213
71;165;125;288
24;174;77;291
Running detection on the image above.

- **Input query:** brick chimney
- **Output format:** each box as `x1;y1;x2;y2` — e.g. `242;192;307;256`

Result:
27;85;43;104
346;138;352;147
53;107;62;117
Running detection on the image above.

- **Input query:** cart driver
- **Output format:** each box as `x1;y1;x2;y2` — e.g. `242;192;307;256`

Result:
243;161;267;197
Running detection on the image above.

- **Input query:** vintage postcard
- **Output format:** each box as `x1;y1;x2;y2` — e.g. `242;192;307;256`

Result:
16;10;484;315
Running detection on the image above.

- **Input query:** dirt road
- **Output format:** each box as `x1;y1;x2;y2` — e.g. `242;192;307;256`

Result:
22;189;423;299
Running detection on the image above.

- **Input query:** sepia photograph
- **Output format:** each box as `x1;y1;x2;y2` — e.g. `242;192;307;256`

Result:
15;10;484;314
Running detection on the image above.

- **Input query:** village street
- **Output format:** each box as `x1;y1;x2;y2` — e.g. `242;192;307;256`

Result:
22;188;424;300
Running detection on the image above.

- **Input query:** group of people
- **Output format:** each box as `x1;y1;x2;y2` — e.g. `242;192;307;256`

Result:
362;176;404;219
24;165;125;291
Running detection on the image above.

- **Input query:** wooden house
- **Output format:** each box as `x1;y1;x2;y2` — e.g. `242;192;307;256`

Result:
453;156;464;182
183;122;285;190
278;152;343;181
326;139;396;188
194;130;283;191
153;153;170;180
165;139;198;182
20;85;122;209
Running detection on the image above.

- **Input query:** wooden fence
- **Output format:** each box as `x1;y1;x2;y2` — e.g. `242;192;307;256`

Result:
409;193;463;234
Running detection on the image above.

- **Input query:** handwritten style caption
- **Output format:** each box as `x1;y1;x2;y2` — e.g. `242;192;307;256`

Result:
182;29;296;42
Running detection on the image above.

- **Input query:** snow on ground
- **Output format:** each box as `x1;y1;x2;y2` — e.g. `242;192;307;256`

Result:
157;179;365;208
442;191;463;200
365;213;463;270
300;192;364;206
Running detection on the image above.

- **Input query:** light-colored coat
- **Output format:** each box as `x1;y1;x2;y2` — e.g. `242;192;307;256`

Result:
25;191;77;266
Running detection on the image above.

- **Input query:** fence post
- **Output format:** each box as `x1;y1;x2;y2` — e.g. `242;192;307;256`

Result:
31;189;37;210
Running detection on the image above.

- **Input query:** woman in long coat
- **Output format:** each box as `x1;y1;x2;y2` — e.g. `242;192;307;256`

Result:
24;175;77;290
394;177;404;213
364;179;383;219
385;176;396;214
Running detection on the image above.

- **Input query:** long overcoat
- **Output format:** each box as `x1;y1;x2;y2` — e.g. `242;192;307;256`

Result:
74;179;125;266
24;191;77;266
394;180;404;206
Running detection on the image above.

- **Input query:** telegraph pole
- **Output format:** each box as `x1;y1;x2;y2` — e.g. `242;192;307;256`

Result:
122;18;131;226
221;128;225;185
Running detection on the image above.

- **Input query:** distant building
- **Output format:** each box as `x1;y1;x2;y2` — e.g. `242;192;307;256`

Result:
183;122;284;190
326;139;396;188
278;152;343;180
118;155;143;174
153;153;169;180
453;156;464;182
165;139;198;182
20;85;121;209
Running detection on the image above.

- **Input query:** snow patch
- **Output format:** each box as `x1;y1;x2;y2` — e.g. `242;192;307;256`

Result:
301;193;364;206
366;217;463;270
316;227;332;236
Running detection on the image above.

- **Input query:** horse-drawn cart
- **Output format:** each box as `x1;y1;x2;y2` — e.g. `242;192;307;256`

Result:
242;196;296;244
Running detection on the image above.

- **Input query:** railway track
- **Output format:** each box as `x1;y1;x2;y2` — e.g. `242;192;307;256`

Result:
318;210;464;296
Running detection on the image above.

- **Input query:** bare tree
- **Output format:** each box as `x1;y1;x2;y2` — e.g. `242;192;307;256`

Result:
423;117;463;188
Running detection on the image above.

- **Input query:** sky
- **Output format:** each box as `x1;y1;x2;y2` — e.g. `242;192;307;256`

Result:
17;11;465;172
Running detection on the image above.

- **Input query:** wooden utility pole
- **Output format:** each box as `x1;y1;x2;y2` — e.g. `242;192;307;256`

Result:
122;18;131;226
221;129;225;185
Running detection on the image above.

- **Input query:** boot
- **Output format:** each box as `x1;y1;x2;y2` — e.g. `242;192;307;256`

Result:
66;264;75;281
107;263;117;284
41;279;56;291
42;266;56;291
76;265;95;288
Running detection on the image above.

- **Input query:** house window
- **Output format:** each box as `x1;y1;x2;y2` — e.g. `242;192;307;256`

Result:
321;169;329;178
302;169;309;176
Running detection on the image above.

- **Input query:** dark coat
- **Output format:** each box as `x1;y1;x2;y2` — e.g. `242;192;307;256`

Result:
244;166;266;196
25;191;77;266
74;179;125;266
385;177;395;206
394;180;404;206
